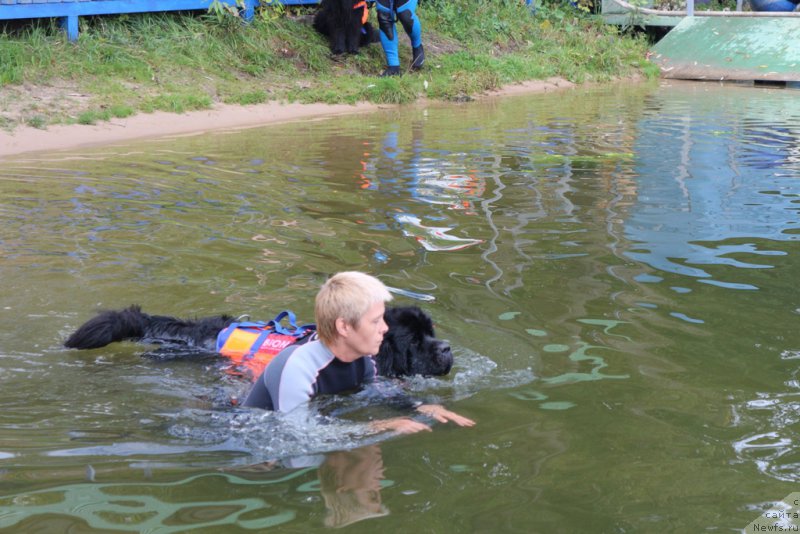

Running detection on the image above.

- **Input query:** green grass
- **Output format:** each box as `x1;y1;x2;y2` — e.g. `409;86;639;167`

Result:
25;115;47;129
74;104;136;125
0;0;655;131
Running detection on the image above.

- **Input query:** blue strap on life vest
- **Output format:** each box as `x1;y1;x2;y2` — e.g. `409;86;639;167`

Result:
242;328;269;360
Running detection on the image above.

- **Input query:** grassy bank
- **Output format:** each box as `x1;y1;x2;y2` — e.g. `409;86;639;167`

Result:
0;0;657;132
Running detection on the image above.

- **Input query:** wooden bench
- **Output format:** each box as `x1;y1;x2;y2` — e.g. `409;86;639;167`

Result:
0;0;320;41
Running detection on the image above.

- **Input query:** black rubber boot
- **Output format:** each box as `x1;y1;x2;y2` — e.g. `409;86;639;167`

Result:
380;66;402;77
411;45;425;70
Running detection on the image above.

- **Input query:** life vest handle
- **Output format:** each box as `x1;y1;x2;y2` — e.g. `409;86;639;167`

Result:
236;310;298;335
269;310;297;335
242;321;316;361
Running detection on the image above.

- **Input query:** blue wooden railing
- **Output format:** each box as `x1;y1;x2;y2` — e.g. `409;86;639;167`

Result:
1;0;536;42
0;0;319;41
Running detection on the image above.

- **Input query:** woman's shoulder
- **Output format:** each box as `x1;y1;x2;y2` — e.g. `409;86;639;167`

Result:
284;339;335;370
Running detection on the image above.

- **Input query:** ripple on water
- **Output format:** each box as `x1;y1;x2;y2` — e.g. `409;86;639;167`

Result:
153;347;536;464
734;391;800;483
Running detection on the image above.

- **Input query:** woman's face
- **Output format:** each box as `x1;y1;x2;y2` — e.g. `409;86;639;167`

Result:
339;301;388;360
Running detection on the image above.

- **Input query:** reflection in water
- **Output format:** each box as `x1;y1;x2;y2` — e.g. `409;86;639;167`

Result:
0;470;306;532
394;213;484;251
540;342;629;385
0;446;390;531
370;123;486;254
625;89;800;290
622;86;800;494
314;446;390;528
612;86;800;491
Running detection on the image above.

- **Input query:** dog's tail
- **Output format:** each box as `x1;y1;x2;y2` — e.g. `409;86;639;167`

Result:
65;305;150;349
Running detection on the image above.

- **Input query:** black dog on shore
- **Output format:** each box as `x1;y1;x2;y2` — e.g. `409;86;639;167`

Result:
313;0;380;55
65;305;453;379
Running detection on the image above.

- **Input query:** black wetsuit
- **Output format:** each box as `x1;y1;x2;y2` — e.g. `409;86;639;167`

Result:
242;339;377;412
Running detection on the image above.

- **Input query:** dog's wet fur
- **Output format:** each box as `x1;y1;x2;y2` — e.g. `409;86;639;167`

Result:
65;305;452;378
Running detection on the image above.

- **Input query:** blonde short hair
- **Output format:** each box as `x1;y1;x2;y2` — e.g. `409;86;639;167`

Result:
315;272;393;345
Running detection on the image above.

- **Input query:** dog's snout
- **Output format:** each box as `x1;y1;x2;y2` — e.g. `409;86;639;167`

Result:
436;340;453;375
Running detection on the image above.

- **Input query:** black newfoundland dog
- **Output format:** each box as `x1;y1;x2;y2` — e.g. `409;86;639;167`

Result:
64;305;453;379
313;0;380;55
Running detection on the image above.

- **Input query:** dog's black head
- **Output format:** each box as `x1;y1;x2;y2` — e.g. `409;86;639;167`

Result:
375;306;453;378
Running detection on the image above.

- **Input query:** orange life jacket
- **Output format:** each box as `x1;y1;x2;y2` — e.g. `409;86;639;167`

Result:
216;311;315;380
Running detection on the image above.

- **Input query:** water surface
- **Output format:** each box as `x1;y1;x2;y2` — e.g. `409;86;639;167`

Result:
2;80;800;532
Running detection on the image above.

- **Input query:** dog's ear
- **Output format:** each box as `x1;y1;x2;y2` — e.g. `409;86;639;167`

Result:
376;323;412;377
385;306;434;337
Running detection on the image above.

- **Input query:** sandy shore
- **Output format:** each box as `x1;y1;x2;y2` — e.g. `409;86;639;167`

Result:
0;78;574;160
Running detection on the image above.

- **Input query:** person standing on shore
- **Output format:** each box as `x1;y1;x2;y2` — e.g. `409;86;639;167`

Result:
376;0;425;76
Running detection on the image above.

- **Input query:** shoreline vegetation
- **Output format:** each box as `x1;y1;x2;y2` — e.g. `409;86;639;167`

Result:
0;0;658;158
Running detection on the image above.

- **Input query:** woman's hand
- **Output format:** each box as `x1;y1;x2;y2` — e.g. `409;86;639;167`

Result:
370;417;432;434
416;404;476;427
369;405;476;435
